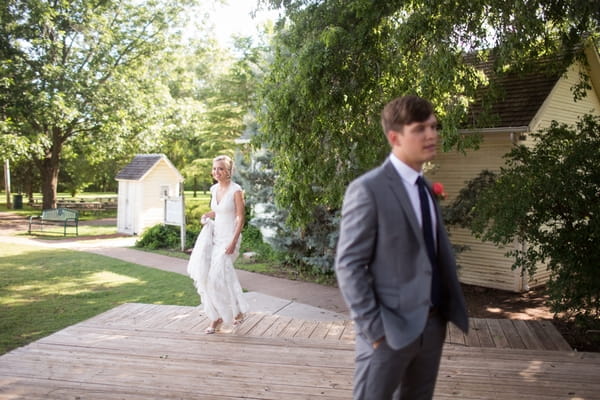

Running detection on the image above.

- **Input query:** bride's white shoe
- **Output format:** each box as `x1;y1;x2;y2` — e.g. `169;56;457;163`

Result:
205;319;222;334
233;313;245;326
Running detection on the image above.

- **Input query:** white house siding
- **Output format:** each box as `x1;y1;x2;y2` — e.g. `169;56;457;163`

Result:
450;228;523;292
138;160;181;234
523;62;600;287
428;133;528;291
530;62;600;133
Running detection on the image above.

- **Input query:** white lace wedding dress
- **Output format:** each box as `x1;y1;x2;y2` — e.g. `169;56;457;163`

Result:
187;182;249;325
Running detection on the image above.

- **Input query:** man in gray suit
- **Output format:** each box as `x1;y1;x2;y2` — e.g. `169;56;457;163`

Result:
335;95;469;400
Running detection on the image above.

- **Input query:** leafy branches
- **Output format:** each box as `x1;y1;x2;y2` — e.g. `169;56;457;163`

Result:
257;0;599;230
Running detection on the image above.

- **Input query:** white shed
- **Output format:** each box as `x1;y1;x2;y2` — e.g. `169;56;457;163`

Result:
115;154;184;235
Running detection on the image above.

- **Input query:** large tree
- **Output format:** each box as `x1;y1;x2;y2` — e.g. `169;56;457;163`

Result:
257;0;599;227
0;0;196;208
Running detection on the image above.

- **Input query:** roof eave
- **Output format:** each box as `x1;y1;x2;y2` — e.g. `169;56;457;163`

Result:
458;126;530;134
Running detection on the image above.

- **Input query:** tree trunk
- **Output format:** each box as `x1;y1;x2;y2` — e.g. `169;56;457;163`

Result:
3;160;11;209
22;161;36;205
40;140;62;209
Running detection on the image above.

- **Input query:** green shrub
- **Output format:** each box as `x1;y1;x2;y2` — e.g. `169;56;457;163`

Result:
135;224;178;249
136;217;276;261
135;224;193;250
186;202;210;225
240;223;277;262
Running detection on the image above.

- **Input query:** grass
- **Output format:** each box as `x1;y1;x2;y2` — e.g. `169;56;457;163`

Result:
0;243;199;355
237;259;337;286
20;224;118;239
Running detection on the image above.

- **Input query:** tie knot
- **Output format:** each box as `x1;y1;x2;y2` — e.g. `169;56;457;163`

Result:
416;176;426;187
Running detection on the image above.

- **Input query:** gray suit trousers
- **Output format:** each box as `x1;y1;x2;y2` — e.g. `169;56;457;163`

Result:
354;312;447;400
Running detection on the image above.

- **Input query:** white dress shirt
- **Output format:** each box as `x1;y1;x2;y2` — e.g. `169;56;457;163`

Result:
388;154;437;237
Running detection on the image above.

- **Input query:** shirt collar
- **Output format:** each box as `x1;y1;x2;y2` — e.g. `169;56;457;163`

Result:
389;153;422;185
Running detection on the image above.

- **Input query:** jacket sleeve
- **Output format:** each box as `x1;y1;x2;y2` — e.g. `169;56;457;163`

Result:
335;179;384;343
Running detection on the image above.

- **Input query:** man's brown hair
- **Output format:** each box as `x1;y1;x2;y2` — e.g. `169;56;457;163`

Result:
381;95;434;135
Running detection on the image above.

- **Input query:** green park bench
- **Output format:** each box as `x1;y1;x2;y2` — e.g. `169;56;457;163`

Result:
28;208;79;236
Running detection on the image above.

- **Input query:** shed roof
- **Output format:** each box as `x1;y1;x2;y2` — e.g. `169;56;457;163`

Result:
115;154;183;182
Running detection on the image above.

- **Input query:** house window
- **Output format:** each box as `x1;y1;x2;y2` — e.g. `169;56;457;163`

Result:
160;185;170;199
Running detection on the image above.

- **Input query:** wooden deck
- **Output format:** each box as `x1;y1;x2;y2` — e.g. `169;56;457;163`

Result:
1;303;598;399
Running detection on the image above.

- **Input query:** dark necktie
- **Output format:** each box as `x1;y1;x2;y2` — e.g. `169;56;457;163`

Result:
417;176;442;307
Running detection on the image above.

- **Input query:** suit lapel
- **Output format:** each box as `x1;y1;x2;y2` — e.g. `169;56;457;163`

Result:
382;160;422;242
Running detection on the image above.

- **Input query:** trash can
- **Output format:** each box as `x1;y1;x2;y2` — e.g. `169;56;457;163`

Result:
13;194;23;209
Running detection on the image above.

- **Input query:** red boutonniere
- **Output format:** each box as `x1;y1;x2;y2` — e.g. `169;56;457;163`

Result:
432;182;447;200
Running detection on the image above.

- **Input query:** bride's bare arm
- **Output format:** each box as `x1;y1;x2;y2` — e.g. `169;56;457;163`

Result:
226;190;245;254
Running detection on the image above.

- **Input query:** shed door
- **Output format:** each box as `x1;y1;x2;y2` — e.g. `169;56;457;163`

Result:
124;182;136;234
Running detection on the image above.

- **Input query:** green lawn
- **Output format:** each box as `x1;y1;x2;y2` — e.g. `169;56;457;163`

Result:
20;224;118;238
0;243;199;355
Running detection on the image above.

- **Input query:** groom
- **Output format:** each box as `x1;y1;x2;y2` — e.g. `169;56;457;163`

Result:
335;95;469;400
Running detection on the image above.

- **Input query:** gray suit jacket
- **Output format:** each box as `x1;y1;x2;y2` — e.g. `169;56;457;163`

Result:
335;159;469;350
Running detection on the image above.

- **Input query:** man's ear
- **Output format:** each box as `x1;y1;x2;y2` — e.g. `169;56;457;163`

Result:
387;129;402;147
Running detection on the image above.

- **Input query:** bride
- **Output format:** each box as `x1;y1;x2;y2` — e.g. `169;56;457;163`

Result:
187;155;249;334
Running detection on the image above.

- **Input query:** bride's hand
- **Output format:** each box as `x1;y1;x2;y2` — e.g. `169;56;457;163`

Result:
225;241;236;254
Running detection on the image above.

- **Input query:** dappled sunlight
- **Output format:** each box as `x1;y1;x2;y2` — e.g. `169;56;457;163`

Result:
85;333;130;345
519;360;543;381
485;305;552;320
4;271;144;301
166;312;194;322
0;293;36;306
518;360;586;400
87;271;142;287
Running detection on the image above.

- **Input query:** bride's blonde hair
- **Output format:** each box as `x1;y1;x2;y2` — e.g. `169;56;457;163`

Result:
213;155;234;178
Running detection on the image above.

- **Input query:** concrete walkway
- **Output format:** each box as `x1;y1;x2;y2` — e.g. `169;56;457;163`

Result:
0;230;349;321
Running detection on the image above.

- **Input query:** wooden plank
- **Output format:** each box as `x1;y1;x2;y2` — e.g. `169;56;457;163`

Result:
529;321;558;350
161;308;206;331
243;314;280;337
262;316;293;338
464;318;481;347
91;302;150;326
294;321;319;339
88;302;147;325
324;320;346;341
536;320;572;351
125;303;164;326
511;319;544;350
446;321;467;346
232;312;266;336
278;318;305;338
165;310;207;332
339;320;355;343
486;318;511;348
310;321;334;340
497;319;526;349
140;305;193;329
471;318;495;348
